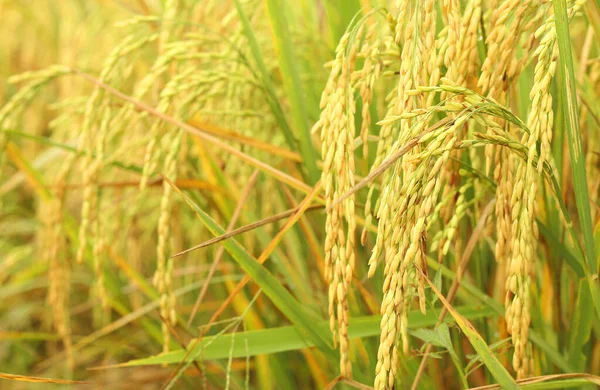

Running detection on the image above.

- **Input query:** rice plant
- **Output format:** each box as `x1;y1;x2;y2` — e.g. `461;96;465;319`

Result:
1;0;600;388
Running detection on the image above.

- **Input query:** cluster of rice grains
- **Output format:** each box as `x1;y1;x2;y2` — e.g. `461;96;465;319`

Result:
1;0;283;365
313;29;358;377
318;0;583;387
0;0;593;386
79;1;280;354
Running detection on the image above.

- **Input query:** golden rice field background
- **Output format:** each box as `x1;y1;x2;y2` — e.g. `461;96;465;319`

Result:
2;0;600;389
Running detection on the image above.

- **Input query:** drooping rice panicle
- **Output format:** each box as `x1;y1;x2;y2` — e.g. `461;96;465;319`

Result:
362;2;416;243
154;130;184;353
3;1;600;388
357;26;382;160
505;0;585;378
314;26;361;377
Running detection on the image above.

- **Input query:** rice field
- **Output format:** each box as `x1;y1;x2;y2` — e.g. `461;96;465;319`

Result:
1;0;600;389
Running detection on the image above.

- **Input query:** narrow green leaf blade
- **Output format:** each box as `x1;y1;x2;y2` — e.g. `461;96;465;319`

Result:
167;179;333;352
264;0;319;184
424;275;519;389
553;0;597;272
568;279;593;371
233;0;319;183
118;305;495;366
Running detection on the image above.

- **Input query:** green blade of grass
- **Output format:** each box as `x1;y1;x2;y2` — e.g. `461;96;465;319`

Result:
553;0;597;272
323;0;362;49
233;0;319;183
165;177;333;353
567;279;593;371
553;0;600;353
110;305;495;366
422;274;519;389
264;0;318;184
428;258;575;373
537;222;585;277
470;374;600;390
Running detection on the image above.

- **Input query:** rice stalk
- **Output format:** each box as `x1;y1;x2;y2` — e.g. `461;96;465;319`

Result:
2;1;600;389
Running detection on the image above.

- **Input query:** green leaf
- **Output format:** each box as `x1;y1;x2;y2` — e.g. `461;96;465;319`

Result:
553;0;597;272
436;324;457;360
424;274;519;389
410;328;445;348
323;0;362;48
264;0;319;184
117;305;495;366
166;178;333;353
232;0;319;184
427;258;575;372
537;222;584;278
411;323;464;384
568;279;593;371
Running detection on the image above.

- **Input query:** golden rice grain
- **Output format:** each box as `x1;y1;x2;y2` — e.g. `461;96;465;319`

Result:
315;27;361;377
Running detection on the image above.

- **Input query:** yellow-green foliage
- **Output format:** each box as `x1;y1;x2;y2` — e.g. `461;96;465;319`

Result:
1;0;600;389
